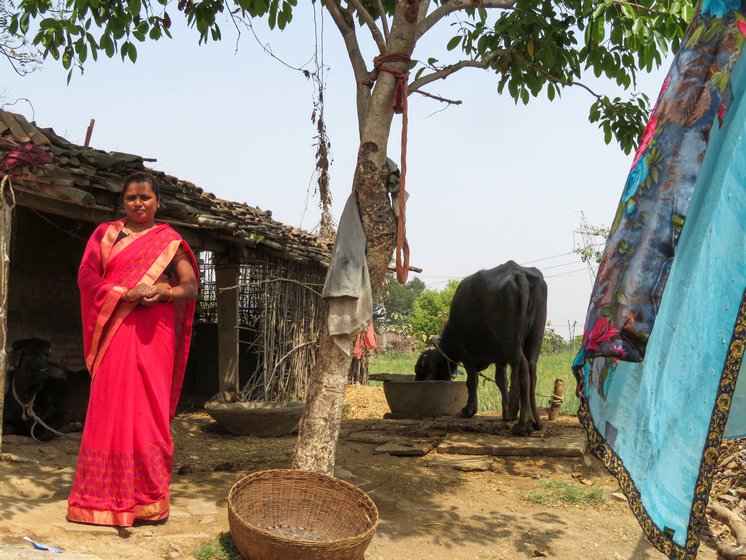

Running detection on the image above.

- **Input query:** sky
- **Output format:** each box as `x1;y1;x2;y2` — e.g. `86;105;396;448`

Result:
2;3;671;339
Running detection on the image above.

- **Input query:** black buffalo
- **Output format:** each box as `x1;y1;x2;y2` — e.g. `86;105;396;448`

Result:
414;261;547;436
3;338;90;440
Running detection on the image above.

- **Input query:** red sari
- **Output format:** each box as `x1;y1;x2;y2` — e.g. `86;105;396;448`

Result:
67;219;197;526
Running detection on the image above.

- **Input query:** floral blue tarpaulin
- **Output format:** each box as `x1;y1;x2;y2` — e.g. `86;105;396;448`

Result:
574;2;746;559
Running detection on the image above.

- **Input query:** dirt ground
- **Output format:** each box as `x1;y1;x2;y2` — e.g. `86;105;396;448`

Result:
0;385;725;559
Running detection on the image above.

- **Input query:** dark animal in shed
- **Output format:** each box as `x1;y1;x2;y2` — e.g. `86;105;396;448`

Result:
414;261;547;436
3;338;90;441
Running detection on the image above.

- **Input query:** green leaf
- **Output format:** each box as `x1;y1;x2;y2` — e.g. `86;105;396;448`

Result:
446;35;462;51
268;0;277;28
127;41;137;62
62;47;72;69
127;0;141;16
100;33;115;57
39;18;57;30
76;41;88;62
8;15;19;35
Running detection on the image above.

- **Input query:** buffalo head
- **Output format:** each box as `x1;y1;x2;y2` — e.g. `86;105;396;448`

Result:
8;338;64;401
414;348;457;381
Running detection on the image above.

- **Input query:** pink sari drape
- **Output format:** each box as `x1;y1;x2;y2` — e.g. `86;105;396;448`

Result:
67;219;197;526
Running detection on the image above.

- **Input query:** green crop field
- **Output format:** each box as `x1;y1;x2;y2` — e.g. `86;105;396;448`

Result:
369;350;579;414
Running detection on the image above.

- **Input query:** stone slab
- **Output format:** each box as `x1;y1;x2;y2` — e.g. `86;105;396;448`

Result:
427;454;494;472
346;431;392;444
437;432;585;457
374;441;435;456
53;522;119;535
186;498;218;516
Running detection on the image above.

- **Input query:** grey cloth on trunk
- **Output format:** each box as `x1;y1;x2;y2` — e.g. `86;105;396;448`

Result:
322;193;372;355
322;158;403;355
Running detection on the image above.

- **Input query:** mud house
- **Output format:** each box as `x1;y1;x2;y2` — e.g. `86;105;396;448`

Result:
0;109;333;414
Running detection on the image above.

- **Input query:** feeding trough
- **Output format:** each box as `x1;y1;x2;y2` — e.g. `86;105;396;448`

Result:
228;469;379;560
370;373;467;418
205;401;305;437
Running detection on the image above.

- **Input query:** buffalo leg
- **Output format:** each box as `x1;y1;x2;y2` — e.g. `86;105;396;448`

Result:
511;354;533;436
461;367;479;418
496;365;512;421
508;362;521;420
529;361;542;430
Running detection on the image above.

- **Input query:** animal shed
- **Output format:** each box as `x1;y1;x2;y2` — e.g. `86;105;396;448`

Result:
0;109;332;412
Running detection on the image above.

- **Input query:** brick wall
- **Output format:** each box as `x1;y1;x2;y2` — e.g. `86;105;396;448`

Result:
7;207;94;371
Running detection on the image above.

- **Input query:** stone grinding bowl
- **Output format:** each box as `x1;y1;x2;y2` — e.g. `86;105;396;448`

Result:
372;373;467;417
205;401;305;437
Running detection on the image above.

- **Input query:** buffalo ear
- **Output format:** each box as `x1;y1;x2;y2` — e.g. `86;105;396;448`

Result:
8;348;19;370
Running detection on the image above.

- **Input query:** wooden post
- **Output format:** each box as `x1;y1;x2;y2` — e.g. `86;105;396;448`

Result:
0;178;15;453
215;261;240;394
548;378;565;421
84;118;95;147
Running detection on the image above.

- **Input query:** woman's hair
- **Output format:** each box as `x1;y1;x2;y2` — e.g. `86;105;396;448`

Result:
122;171;159;200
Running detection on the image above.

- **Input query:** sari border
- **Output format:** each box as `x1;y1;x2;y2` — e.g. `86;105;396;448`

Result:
576;286;746;560
100;219;125;271
108;221;167;265
90;238;182;377
67;498;169;527
85;285;127;372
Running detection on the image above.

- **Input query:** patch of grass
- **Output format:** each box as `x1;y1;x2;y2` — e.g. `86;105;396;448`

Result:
369;351;417;383
368;350;580;414
521;479;607;508
193;532;241;560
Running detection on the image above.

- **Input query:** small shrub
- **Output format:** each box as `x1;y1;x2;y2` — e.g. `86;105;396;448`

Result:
520;479;607;507
193;532;241;560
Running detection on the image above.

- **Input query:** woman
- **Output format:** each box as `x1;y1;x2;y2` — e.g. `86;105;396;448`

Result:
67;172;198;526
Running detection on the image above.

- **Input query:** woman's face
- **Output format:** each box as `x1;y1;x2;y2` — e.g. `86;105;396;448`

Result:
123;181;159;225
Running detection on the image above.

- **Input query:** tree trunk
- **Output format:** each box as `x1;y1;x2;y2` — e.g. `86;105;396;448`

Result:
0;178;14;454
292;329;351;473
292;0;420;474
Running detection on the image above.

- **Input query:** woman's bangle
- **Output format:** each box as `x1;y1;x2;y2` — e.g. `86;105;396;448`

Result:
167;286;173;303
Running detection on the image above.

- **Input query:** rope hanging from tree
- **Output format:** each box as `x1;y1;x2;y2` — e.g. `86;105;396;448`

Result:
363;53;411;284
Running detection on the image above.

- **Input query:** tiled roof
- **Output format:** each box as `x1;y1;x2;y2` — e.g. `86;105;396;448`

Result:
0;110;331;265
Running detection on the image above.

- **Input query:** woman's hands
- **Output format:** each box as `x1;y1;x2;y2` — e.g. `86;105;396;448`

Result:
124;282;171;306
122;251;197;306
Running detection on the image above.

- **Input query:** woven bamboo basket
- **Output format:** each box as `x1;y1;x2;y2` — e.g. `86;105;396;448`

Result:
228;469;379;560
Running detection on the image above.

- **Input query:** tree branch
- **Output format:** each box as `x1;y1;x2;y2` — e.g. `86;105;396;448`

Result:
417;0;517;40
412;89;463;105
612;0;675;17
375;0;390;39
347;0;386;53
418;0;431;25
707;502;746;560
409;50;507;92
511;51;606;102
321;0;371;137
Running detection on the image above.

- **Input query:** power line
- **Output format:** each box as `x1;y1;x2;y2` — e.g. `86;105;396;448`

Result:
521;251;575;265
543;267;591;279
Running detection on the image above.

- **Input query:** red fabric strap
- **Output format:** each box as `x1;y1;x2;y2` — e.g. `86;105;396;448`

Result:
363;54;411;284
